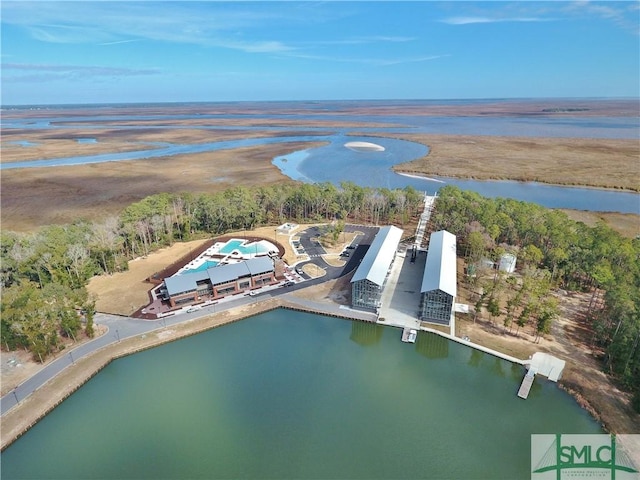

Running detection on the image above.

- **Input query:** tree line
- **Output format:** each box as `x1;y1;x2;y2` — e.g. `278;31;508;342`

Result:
2;181;637;413
431;185;640;411
1;182;423;362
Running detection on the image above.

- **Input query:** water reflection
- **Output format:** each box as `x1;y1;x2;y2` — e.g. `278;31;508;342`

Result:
350;321;384;347
468;348;484;367
415;332;449;359
492;357;506;378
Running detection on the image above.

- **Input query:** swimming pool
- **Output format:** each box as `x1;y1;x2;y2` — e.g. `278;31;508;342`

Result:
181;259;219;274
218;239;272;256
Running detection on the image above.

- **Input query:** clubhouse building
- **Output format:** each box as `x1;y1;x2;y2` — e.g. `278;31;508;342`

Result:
163;256;277;308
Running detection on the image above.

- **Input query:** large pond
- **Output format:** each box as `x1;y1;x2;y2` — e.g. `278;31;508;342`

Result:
2;309;601;480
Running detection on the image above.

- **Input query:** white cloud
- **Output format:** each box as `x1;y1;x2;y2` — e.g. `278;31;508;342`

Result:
2;63;160;82
98;39;143;46
278;52;448;67
441;16;552;25
565;0;639;34
1;2;299;52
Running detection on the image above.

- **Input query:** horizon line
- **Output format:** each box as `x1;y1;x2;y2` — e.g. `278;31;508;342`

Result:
3;96;639;108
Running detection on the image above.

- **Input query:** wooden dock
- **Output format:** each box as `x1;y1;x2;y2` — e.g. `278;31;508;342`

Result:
518;368;536;399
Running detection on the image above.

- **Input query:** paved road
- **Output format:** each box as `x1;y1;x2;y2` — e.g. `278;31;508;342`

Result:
0;224;379;416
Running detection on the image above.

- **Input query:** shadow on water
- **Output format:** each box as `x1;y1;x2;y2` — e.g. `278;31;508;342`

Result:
350;321;384;347
415;331;449;359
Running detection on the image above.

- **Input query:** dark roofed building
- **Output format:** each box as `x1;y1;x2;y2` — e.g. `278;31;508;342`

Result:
164;257;276;308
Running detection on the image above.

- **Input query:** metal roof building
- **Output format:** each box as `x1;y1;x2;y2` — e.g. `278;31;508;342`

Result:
351;225;403;311
419;230;457;325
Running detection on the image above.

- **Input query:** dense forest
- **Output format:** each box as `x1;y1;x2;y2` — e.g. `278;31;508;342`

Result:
430;186;640;411
0;182;423;360
1;182;638;411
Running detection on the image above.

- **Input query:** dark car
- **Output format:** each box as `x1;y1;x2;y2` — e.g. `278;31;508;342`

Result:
284;281;295;287
346;245;355;249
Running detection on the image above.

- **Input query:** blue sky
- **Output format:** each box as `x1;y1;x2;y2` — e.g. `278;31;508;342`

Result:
1;1;639;104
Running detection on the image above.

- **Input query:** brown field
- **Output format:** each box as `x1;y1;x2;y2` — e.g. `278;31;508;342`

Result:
4;98;635;119
0;126;327;163
392;134;640;192
2;107;638;233
87;238;212;316
1;141;327;231
561;209;640;238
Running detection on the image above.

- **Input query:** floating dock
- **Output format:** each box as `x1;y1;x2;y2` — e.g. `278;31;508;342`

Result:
401;328;417;343
518;368;537;399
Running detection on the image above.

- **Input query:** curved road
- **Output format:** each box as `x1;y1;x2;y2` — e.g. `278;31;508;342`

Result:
0;224;378;416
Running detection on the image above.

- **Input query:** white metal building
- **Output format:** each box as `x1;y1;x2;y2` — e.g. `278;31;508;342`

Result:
499;253;517;273
351;225;403;311
419;230;457;325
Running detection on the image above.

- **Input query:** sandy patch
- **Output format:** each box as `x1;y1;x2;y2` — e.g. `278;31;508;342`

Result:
345;141;385;152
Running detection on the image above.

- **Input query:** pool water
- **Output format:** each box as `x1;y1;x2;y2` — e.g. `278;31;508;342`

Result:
184;260;219;273
218;239;271;255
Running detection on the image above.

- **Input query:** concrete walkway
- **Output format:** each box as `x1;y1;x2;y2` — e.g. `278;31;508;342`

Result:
378;247;424;330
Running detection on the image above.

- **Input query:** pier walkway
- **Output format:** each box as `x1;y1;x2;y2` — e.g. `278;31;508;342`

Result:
414;193;437;250
517;368;536;399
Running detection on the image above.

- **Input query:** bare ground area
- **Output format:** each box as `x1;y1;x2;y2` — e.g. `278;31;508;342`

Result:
392;134;640;192
0;324;108;397
87;239;212;316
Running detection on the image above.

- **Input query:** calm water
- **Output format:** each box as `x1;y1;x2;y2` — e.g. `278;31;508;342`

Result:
2;310;601;480
3;100;638;213
273;136;640;213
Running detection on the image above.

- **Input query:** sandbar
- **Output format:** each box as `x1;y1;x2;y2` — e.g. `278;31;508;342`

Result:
344;141;385;152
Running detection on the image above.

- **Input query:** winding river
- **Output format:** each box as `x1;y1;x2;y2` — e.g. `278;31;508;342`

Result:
2;105;638;213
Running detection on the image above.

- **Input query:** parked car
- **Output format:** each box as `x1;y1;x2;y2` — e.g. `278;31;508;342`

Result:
284;281;295;287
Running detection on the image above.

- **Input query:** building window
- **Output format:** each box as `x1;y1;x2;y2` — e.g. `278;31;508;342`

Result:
420;290;453;322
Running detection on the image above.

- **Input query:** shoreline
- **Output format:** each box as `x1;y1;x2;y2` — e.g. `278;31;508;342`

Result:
393;169;640;194
0;294;617;451
0;297;379;451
